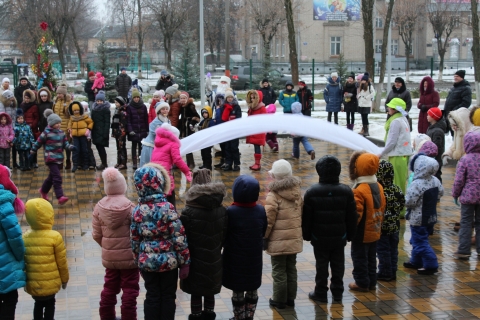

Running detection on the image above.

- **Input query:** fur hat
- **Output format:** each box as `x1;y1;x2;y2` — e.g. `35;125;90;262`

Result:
102;168;127;195
165;85;179;97
2;90;13;99
0;164;25;214
155;101;170;114
96;90;106;101
44;109;62;126
331;72;338;78
427;107;442;121
269;159;292;179
219;76;231;85
191;168;212;185
114;96;126;106
56;84;68;95
224;88;234;98
2;77;10;84
131;89;141;98
455;70;466;79
23;89;35;100
179;91;189;99
159;122;180;138
88;71;95;77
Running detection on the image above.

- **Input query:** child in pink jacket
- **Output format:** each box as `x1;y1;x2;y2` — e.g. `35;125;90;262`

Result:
151;123;192;207
91;72;105;92
92;168;139;320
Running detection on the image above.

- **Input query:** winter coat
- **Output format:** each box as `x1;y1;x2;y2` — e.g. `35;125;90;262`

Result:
426;118;446;166
385;79;412;112
0;185;26;294
53;95;72;133
357;85;376;114
155;78;175;91
130;163;190;272
444;79;472;120
452;131;480;205
324;77;343;112
126;100;149;142
168;98;181;129
221;99;242;122
23;199;69;296
84;79;96;102
13;81;35;105
343;81;358;113
68;103;94;138
406;154;444;227
264;176;303;255
115;73;132;99
111;105;128;139
148;99;158;124
349;152;386;243
37;96;53;133
32;126;72;164
91;101;111;147
246;90;266;146
14;122;35;151
259;83;277;106
180;182;227;296
222;176;267;292
199;107;213;130
0;112;14;149
151;127;190;196
297;86;313;116
376;160;405;235
179;98;200;138
303;158;357;247
444;107;472;160
20;100;39;138
141;117;168;148
0;98;17;128
278;81;298;113
92;195;136;269
417;77;440;134
381;115;412;158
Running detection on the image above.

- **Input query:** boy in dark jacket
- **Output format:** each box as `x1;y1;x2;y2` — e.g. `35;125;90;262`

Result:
180;169;227;320
426;107;447;182
222;89;242;171
303;155;357;303
259;78;277;106
223;175;267;320
297;80;313;116
376;160;405;281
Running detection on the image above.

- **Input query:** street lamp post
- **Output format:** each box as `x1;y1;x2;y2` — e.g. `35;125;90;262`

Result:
200;0;205;108
386;0;392;94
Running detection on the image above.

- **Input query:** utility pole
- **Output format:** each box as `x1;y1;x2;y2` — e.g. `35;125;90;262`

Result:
200;0;205;107
225;0;231;77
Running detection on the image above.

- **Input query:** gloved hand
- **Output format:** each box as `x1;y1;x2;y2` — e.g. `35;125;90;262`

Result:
129;131;136;136
62;283;68;289
442;155;452;166
454;197;460;206
70;145;77;152
179;265;190;280
263;238;268;251
85;129;90;137
421;105;428;113
186;171;193;182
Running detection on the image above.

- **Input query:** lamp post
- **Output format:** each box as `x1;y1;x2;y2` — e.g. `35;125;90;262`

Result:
200;0;205;108
386;0;392;94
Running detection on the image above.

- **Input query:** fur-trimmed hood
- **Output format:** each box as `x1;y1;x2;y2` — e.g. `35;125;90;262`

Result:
68;101;84;116
267;176;301;202
448;107;472;133
246;90;264;110
0;112;12;125
37;87;52;103
185;182;226;208
134;162;171;198
154;127;181;148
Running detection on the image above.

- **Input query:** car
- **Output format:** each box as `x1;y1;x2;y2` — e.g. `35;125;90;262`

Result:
230;66;294;90
0;61;13;74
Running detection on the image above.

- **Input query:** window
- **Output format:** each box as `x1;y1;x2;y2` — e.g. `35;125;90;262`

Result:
330;36;341;56
391;39;398;55
375;17;383;28
375;39;383;53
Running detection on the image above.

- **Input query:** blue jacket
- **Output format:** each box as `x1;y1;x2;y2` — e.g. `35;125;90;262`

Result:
14;122;35;151
278;81;299;113
222;175;267;291
0;185;26;294
324;77;343;112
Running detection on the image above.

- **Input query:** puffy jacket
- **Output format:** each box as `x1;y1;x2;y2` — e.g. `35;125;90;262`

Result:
324;77;343;112
169;100;181;129
297;86;313;116
385;79;412;112
452;131;480;205
381;115;412;158
14;81;35;104
68;102;94;137
349;152;386;243
155;77;175;91
92;195;136;269
23;199;69;296
259;83;277;106
0;185;26;294
303;156;357;247
444;79;472;119
443;107;472;161
141;117;168;148
246;90;266;146
357;85;375;109
221;100;242;122
278;81;298;113
222;175;267;292
0;112;14;148
406;155;444;227
179;98;200;138
53;95;71;133
20;99;39;138
14;122;35;151
115;73;132;99
265;176;303;255
32;126;72;164
426;118;447;165
91;101;111;147
111;105;128;139
130;163;190;272
151;127;190;196
343;81;358;113
84;79;96;102
148;99;158;124
180;182;227;296
37;87;53;133
126;100;148;142
417;77;440;134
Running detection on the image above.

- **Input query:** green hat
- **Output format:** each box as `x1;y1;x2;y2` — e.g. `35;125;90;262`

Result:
132;89;141;98
386;98;408;116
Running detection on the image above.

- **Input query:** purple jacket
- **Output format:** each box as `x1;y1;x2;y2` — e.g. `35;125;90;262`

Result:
0;113;14;149
126;101;148;142
452;131;480;204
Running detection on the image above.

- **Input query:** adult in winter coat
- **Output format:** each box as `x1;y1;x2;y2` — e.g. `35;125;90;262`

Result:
0;90;17;124
442;107;472;165
259;78;277;106
278;81;298;113
223;175;267;320
324;72;343;124
444;70;472;135
126;89;148;169
343;73;358;130
297;80;313;116
13;76;35;105
357;75;375;136
90;91;111;170
265;160;303;309
115;68;132;100
155;70;175;91
385;77;413;130
84;71;96;107
37;87;53;133
178;92;200;169
53;84;72;169
180;169;227;320
417;76;440;134
246;90;266;171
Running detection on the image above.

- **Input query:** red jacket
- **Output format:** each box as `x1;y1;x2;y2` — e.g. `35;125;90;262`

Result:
148;100;157;124
246;90;266;146
417;76;440;134
21;102;39;137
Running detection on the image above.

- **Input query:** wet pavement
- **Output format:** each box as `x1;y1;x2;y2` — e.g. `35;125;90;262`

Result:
13;136;478;320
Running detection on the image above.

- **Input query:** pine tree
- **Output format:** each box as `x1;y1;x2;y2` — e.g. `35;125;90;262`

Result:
96;31;116;101
335;52;348;86
31;22;57;91
172;29;201;99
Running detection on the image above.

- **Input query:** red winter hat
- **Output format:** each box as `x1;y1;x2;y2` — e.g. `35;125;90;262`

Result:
427;107;442;121
88;71;95;77
0;165;25;214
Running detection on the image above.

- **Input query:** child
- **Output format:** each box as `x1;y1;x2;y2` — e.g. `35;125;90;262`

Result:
245;90;266;171
265;104;279;152
178;91;200;169
278;80;298;113
211;93;226;169
291;102;315;160
426;107;447;182
303;155;357;303
197;106;213;170
222;88;242;171
403;154;444;274
151;123;192;207
357;75;375;136
408;141;438;188
180;168;227;320
412;133;431;154
130;163;190;320
20;89;39;168
127;89;149;169
148;90;165;123
53;84;72;169
81;101;97;170
111;96;128;170
140;101;170;167
0;112;14;168
91;72;105;92
265;160;303;308
442;107;471;165
223;175;266;320
68;101;94;172
376;160;405;282
23;198;69;320
90;91;111;170
452;131;480;259
348;151;386;291
14;110;35;171
0;164;26;320
92;168;138;320
31;109;76;205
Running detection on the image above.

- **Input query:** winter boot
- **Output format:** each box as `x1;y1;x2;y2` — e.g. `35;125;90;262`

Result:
202;310;216;320
249;154;262;171
266;139;275;150
358;126;365;135
186;153;195;170
244;296;258;320
229;298;245;320
65;160;71;170
363;125;370;137
214;158;225;169
132;158;138;170
347;124;353;130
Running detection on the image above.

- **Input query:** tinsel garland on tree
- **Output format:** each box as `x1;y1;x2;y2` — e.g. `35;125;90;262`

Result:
31;22;57;91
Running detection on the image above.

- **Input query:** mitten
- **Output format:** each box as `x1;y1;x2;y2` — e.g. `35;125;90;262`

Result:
454;197;460;206
85;129;90;137
62;283;68;289
442;155;452;166
179;265;190;280
263;238;268;251
129;131;136;136
420;105;428;113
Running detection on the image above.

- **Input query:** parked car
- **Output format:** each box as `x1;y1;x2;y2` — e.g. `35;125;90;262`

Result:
0;61;14;74
231;66;294;90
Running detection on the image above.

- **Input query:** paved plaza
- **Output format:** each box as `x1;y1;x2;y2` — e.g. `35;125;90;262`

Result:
12;136;480;320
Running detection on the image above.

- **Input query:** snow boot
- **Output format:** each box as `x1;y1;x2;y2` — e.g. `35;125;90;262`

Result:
214;158;225;169
245;296;258;320
229;298;245;320
249;154;261;171
358;126;365;135
363;125;370;137
186;153;195;170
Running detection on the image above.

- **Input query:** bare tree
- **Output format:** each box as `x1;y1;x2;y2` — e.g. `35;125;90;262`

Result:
204;0;225;66
284;0;298;83
471;0;480;104
110;0;136;65
361;0;375;78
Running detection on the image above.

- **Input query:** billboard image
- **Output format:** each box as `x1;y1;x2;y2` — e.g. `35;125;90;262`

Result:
313;0;361;21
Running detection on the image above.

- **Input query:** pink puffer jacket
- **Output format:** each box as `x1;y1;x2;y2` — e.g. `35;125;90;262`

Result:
92;195;136;269
151;127;190;195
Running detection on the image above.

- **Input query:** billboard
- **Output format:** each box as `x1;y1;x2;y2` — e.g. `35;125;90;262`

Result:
313;0;361;21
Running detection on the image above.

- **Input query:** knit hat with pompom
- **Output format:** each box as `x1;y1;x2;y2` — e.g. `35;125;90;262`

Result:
44;109;62;126
102;168;127;195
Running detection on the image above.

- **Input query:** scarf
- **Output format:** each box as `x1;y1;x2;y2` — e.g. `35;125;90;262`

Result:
384;112;402;142
232;201;257;207
21;101;35;112
130;99;145;109
70;114;86;122
352;175;377;189
158;114;169;123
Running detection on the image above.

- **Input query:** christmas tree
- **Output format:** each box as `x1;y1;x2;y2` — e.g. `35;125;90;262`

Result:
31;22;57;91
172;29;200;99
96;31;117;101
